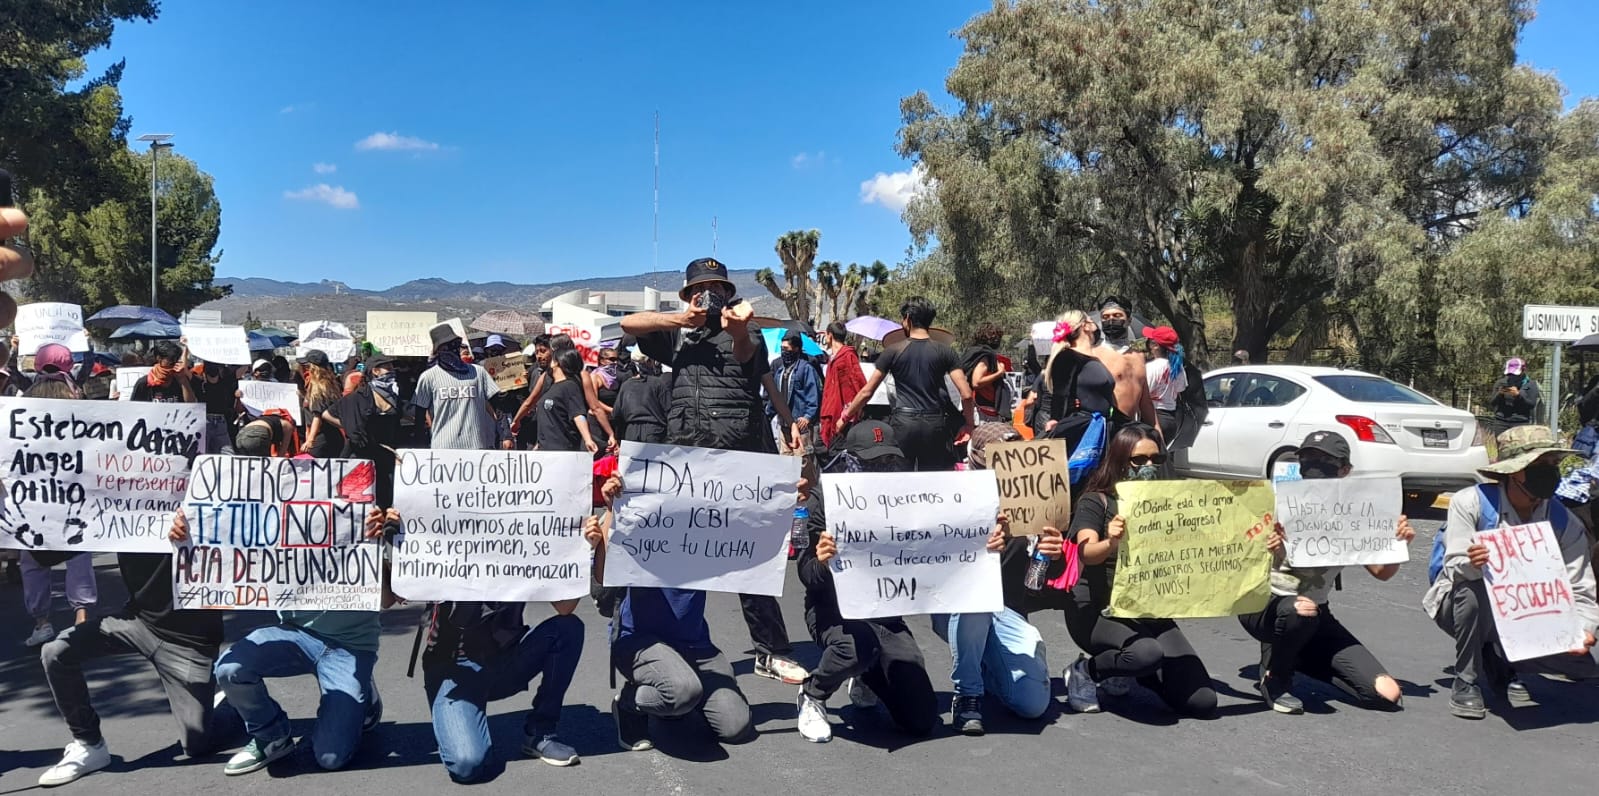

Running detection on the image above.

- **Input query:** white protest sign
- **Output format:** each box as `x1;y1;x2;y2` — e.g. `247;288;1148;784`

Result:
115;367;151;401
15;302;89;354
1473;521;1586;661
173;456;380;611
1276;477;1406;567
296;320;355;363
366;311;438;357
549;303;621;366
823;470;1002;619
391;449;591;601
0;397;204;552
181;324;252;365
605;441;799;596
238;380;302;424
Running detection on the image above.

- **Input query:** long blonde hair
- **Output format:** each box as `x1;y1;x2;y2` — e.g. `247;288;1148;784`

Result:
1042;309;1090;392
303;364;341;410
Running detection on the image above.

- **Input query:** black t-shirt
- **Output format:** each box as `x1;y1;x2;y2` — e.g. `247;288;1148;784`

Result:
199;371;239;417
876;338;960;413
121;552;224;649
131;375;189;403
1069;491;1118;610
536;378;588;451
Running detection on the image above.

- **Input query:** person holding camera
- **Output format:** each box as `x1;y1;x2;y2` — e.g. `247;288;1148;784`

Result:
620;257;810;686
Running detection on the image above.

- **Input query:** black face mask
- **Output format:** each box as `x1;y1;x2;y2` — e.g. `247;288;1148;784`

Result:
1101;320;1128;339
781;349;799;364
1521;463;1562;499
1300;461;1341;480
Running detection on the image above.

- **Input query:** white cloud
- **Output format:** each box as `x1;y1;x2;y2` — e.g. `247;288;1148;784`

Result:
859;163;931;212
280;103;313;114
355;131;441;152
284;184;360;210
312;162;337;174
791;151;829;169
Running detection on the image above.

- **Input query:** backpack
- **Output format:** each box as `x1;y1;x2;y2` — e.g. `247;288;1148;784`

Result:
1428;484;1571;583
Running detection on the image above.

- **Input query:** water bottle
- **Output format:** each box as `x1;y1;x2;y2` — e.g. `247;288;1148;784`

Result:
1023;538;1050;591
790;505;810;554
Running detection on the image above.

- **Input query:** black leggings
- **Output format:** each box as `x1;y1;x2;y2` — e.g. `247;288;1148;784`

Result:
804;617;936;737
1061;591;1217;718
1239;595;1394;706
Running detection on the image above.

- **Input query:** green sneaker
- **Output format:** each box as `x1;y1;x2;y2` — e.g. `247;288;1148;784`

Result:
224;736;294;776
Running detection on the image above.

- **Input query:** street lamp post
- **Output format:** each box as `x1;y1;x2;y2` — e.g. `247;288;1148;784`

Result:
136;133;174;308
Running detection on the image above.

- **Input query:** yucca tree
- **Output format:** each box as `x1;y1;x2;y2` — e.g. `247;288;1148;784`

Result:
755;228;821;321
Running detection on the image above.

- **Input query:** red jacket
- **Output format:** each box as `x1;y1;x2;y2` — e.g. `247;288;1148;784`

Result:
819;345;867;447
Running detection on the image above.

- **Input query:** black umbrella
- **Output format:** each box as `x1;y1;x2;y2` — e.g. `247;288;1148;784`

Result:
1569;333;1599;354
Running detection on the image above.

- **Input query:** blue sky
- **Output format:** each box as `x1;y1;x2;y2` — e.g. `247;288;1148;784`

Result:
90;0;1598;291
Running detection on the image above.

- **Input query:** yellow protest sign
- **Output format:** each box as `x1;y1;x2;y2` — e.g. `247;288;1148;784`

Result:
1109;480;1275;619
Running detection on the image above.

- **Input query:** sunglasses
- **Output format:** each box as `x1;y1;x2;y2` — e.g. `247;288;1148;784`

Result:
1129;453;1167;467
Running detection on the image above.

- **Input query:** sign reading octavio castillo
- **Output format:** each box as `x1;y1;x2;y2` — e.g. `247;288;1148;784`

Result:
1523;304;1599;343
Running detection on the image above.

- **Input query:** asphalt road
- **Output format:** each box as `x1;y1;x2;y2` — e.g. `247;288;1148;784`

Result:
2;509;1595;796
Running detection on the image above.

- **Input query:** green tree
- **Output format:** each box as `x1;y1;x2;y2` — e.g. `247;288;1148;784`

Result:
0;0;159;210
897;0;1572;366
23;147;229;315
756;229;821;322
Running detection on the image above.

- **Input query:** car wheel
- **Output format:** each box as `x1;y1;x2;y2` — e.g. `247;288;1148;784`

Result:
1266;447;1298;480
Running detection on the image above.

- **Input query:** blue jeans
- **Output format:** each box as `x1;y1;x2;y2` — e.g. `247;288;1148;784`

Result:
424;614;584;783
933;608;1051;718
214;625;378;770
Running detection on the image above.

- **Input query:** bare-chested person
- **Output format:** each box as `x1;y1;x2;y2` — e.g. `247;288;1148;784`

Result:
1084;311;1163;446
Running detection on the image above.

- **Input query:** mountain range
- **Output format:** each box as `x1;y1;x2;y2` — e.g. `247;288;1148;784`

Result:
198;268;785;330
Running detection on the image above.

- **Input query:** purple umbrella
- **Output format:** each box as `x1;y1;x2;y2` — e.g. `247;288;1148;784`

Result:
845;315;900;341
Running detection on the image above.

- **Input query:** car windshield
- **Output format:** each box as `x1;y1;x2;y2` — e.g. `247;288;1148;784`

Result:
1313;374;1436;405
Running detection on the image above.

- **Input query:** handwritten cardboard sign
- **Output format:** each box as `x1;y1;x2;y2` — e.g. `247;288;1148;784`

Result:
1276;477;1406;567
366;311;438;358
16;302;89;354
824;470;1002;619
238;380;302;424
392;449;591;602
1474;521;1585;661
1110;480;1274;619
481;352;530;391
987;439;1070;536
172;455;380;611
181;324;252;365
604;441;800;596
0;397;204;552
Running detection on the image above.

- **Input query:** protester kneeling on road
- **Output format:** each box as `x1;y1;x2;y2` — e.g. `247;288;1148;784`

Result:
1243;431;1414;715
587;474;755;751
1054;423;1218;718
177;507;392;774
794;420;940;743
1424;425;1599;720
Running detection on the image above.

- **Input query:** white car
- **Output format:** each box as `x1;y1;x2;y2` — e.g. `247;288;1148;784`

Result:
1175;365;1489;501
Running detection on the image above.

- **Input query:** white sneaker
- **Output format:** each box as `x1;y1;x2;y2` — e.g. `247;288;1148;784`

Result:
796;689;832;743
1065;657;1102;714
38;739;110;787
1101;676;1133;697
847;677;879;709
26;624;57;647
